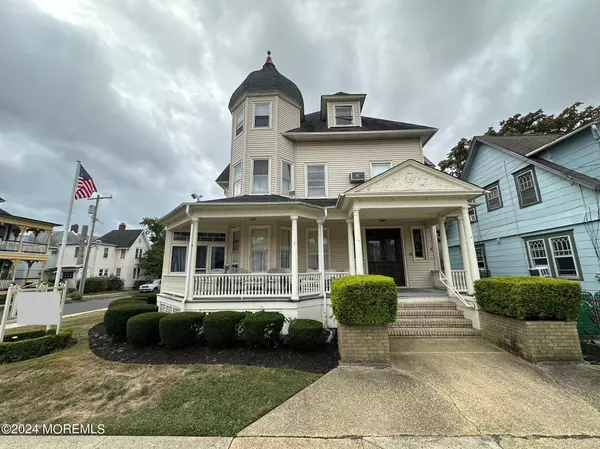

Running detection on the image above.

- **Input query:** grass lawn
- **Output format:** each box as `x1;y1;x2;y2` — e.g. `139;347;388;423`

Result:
0;312;321;436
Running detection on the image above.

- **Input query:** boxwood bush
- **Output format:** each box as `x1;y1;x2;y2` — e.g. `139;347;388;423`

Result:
108;298;146;308
81;276;108;294
126;312;168;346
474;276;581;321
106;275;124;291
203;311;247;347
104;303;158;339
331;275;397;325
131;293;157;305
0;329;72;363
289;319;326;352
159;312;206;348
69;292;84;301
242;311;285;347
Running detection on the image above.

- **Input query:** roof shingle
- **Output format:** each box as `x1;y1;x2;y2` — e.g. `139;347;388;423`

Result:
98;229;144;247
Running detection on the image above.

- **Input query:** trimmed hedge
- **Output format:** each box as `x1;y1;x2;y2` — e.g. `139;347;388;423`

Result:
108;298;146;308
69;292;83;301
131;293;157;305
203;311;247;347
243;311;285;347
107;276;124;291
289;319;326;352
159;312;205;348
81;276;108;294
0;330;72;363
104;303;158;339
331;275;397;325
2;329;47;342
474;276;581;321
126;312;168;346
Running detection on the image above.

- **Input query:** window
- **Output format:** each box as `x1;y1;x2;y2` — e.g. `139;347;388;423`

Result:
371;162;391;178
281;161;292;196
103;248;109;258
233;163;242;197
116;268;121;277
120;249;126;259
231;229;240;268
51;249;58;255
170;246;187;272
250;228;269;272
74;247;80;258
133;268;138;279
485;182;503;211
524;232;581;280
307;229;330;270
550;236;578;278
411;227;426;260
527;239;549;268
135;248;143;259
98;269;108;277
198;232;226;242
334;105;353;126
306;164;327;198
252;159;269;194
173;232;190;241
253;102;270;128
468;207;477;223
475;245;487;272
280;228;291;269
63;271;74;279
235;108;244;136
514;167;541;208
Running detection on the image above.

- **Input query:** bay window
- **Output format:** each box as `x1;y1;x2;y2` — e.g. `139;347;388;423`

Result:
280;228;291;269
252;159;269;194
235;108;244;136
307;229;329;270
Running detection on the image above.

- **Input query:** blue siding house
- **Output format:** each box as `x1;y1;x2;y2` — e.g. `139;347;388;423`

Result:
446;120;600;292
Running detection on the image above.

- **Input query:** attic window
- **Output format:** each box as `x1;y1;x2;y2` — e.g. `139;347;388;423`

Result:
334;105;353;126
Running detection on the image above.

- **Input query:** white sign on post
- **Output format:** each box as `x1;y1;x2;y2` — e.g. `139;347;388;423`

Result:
17;291;62;325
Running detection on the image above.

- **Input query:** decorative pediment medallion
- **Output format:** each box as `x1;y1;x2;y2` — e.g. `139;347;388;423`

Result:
359;166;466;193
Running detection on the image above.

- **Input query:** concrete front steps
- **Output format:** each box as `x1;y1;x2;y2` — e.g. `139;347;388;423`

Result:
389;300;481;338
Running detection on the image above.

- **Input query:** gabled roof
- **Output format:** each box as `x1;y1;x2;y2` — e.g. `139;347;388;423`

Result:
476;135;562;156
216;165;230;184
98;229;144;247
525;119;600;156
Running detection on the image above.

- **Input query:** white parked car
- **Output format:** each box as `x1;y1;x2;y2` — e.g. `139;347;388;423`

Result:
139;279;161;293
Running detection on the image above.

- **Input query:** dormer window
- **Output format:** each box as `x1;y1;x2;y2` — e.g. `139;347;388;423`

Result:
254;102;270;128
334;105;353;126
235;108;244;136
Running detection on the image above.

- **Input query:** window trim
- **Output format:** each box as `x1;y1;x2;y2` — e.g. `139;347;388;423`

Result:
281;160;294;197
468;207;478;223
523;231;582;280
234;106;244;137
120;249;126;259
116;267;121;277
475;244;488;274
304;163;328;198
103;247;109;259
169;243;188;273
248;225;270;272
333;104;355;127
232;162;243;197
252;101;272;129
370;161;392;179
229;227;241;269
484;181;503;212
513;166;542;208
305;228;331;271
410;226;427;261
279;226;291;270
250;158;271;195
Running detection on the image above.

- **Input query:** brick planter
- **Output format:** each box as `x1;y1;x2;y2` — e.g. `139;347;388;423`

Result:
337;324;390;366
480;311;582;362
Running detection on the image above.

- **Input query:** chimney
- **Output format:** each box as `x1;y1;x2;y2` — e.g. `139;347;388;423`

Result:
119;223;126;231
70;224;79;234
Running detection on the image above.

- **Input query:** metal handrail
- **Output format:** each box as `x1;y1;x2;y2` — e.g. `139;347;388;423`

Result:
439;271;475;309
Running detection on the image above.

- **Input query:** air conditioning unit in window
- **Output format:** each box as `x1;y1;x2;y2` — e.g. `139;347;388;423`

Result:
349;172;365;183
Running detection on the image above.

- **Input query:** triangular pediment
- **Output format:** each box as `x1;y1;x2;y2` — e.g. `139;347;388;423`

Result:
347;159;482;194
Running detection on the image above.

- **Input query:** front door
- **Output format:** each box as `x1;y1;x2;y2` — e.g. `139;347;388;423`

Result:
366;228;406;286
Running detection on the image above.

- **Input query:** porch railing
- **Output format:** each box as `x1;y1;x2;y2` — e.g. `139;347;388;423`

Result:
161;274;186;297
439;271;474;309
298;272;321;296
0;279;12;291
451;270;468;293
193;273;292;298
324;272;351;293
0;240;47;254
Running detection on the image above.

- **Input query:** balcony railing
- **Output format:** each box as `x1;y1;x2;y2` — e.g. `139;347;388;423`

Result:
0;240;47;254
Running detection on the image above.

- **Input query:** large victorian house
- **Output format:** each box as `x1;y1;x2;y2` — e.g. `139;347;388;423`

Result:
157;53;484;333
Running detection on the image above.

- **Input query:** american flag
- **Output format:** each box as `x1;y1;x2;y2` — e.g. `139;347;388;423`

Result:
75;164;98;199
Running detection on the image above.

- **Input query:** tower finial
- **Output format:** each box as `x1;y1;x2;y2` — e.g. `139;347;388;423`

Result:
265;50;272;64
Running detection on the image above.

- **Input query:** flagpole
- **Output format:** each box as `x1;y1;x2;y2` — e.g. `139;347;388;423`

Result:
54;161;81;288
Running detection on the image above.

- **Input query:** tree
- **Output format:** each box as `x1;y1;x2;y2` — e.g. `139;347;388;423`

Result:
439;102;600;177
137;217;166;278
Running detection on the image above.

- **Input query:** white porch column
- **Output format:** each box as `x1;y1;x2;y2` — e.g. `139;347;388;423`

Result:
291;215;299;301
461;205;481;283
457;216;474;295
431;224;440;271
353;209;364;275
183;219;198;304
346;220;356;275
317;219;326;313
438;216;453;295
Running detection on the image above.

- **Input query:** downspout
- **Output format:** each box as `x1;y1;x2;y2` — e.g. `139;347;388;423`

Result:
182;205;193;306
321;208;328;327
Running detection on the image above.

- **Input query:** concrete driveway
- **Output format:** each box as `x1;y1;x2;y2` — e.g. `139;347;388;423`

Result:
240;338;600;445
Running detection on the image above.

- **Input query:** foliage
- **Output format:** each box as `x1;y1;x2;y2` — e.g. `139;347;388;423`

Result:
2;329;47;342
127;312;168;347
104;303;158;340
331;275;398;325
0;330;72;363
203;311;247;347
439;102;600;177
108;298;147;308
159;312;206;348
288;319;327;352
81;276;108;294
106;276;124;291
69;292;84;301
133;280;147;289
131;293;157;305
137;217;166;278
242;311;285;347
474;276;581;321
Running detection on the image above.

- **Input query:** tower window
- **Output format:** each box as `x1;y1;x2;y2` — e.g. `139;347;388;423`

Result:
254;103;270;128
235;108;244;136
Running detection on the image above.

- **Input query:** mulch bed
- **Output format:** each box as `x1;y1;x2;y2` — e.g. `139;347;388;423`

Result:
581;340;600;364
88;323;339;373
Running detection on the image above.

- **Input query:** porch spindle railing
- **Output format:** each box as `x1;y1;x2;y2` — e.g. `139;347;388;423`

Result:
450;270;468;293
193;273;292;299
324;272;351;293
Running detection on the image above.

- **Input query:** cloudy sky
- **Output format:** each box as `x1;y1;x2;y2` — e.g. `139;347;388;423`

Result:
1;0;599;236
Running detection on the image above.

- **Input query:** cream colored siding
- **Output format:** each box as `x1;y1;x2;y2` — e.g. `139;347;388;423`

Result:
245;96;277;194
277;97;300;195
229;99;246;197
327;100;362;128
295;139;423;198
401;223;435;288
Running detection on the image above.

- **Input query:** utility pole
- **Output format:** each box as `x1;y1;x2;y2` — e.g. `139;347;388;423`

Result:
78;194;112;294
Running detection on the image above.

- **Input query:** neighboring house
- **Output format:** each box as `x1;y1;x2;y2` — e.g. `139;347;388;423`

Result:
157;52;484;328
446;119;600;292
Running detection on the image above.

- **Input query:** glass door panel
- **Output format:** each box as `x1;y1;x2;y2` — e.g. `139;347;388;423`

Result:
210;246;225;271
196;245;208;273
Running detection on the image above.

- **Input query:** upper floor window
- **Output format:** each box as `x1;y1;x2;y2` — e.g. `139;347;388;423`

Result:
306;164;327;198
135;248;142;259
371;162;391;178
475;244;488;275
235;108;244;136
468;207;477;223
120;249;126;259
103;248;109;258
334;105;353;126
485;182;502;211
253;102;270;128
514;167;541;208
252;159;270;194
233;163;242;197
281;161;292;196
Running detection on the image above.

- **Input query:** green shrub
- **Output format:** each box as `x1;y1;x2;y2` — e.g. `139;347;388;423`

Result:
331;275;397;325
0;330;72;363
289;319;327;352
108;298;146;308
131;293;157;305
159;312;205;348
81;277;108;294
127;312;168;346
242;311;285;347
104;303;158;340
474;276;581;321
3;329;47;342
203;311;247;347
69;292;84;301
106;276;124;291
